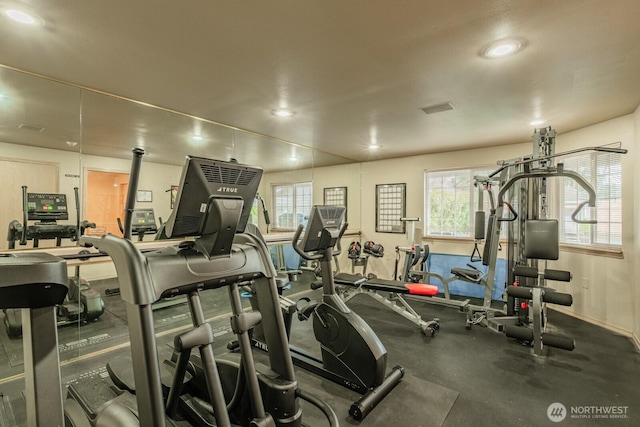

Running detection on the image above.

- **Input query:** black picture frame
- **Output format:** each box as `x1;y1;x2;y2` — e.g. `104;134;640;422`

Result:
323;186;348;221
375;183;406;233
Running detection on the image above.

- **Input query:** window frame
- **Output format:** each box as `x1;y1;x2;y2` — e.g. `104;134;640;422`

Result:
424;166;497;239
323;186;348;222
271;181;313;231
553;151;622;250
375;183;406;234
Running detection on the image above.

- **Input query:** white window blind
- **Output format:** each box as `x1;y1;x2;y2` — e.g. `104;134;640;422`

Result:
425;168;497;238
557;152;622;247
272;182;313;230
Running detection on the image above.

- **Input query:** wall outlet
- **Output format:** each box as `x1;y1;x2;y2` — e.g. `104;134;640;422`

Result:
582;277;590;289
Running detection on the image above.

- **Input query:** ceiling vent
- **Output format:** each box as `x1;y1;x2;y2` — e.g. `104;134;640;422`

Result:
18;123;45;132
421;102;455;115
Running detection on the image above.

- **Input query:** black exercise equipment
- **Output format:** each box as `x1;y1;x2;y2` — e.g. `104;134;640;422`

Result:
4;185;104;338
463;131;627;350
504;237;576;353
289;205;404;420
348;240;361;259
242;207;403;420
103;152;184;309
116;208;159;241
334;272;441;336
363;240;384;257
0;252;69;426
62;153;308;426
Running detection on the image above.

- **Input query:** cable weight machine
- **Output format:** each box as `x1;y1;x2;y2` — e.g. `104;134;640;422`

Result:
465;127;627;355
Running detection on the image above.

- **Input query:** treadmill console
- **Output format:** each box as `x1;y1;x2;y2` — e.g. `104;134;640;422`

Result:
27;193;69;222
132;209;158;234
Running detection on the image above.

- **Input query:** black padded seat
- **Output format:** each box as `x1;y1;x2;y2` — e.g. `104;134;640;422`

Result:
451;267;482;282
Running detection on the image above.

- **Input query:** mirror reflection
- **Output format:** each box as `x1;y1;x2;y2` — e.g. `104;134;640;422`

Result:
0;68;83;251
0;66;363;425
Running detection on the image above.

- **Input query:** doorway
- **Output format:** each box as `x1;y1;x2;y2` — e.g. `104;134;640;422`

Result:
85;170;129;236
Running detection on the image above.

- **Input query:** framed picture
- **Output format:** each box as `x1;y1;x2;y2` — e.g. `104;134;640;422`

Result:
323;186;347;220
170;185;179;209
136;189;153;202
375;183;406;233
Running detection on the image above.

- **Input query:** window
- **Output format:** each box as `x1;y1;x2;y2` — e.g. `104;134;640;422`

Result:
425;152;623;249
323;187;348;221
554;152;622;248
375;183;406;233
425;168;497;238
272;182;313;230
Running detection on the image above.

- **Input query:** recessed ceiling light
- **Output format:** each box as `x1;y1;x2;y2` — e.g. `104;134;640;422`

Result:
191;135;203;141
530;119;546;126
481;38;524;59
368;144;380;150
272;109;295;118
65;141;78;147
289;156;298;161
6;9;42;25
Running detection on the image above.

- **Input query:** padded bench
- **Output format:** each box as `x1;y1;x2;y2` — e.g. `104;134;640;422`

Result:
334;273;439;296
450;267;483;283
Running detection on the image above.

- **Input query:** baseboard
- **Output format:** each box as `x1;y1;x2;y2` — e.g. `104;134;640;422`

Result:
550;306;638;349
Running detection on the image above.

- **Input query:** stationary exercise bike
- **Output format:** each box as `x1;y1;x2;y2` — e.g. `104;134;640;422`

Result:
289;206;404;420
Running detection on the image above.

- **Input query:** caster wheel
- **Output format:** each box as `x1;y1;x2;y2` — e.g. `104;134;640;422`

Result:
433;323;440;331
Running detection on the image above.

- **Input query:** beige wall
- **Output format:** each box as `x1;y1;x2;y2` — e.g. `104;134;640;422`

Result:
0;141;82;223
3;115;639;341
634;105;640;347
300;115;638;339
358;143;529;279
545;116;635;333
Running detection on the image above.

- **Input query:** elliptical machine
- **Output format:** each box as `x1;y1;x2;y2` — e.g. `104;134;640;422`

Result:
290;205;404;420
61;152;333;426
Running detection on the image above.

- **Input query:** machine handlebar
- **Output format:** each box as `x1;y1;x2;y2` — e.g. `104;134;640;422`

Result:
571;201;597;224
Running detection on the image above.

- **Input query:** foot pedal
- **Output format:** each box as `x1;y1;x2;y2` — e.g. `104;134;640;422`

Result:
296;298;317;321
67;375;121;419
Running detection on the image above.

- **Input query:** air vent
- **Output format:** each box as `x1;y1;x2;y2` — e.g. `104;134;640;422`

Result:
200;164;258;185
18;123;45;132
421;102;455;115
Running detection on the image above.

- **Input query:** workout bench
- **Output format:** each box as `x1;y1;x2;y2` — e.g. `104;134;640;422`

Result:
334;272;440;336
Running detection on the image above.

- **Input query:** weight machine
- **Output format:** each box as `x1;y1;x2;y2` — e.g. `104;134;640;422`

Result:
465;127;627;355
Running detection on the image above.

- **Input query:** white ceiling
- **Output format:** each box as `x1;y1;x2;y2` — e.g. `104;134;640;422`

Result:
1;0;639;169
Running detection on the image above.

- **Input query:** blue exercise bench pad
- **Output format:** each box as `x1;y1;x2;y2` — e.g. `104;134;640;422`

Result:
426;253;507;301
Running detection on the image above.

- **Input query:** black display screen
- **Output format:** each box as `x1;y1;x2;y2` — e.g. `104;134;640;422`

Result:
27;193;69;221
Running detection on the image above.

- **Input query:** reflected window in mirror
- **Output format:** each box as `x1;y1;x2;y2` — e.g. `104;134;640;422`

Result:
272;182;312;231
323;186;347;222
